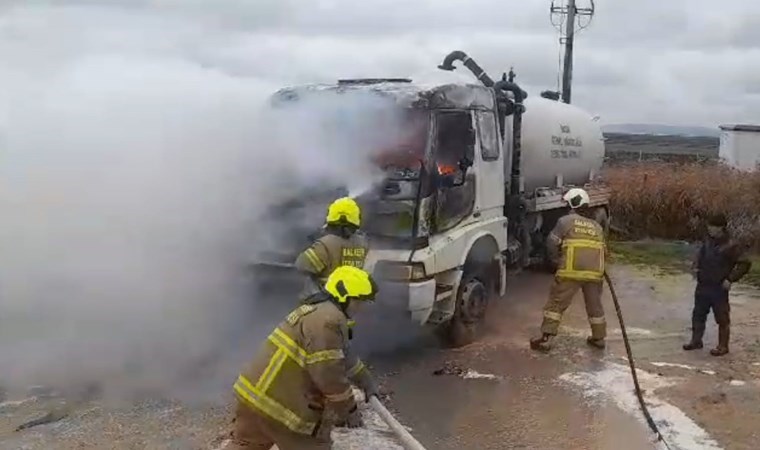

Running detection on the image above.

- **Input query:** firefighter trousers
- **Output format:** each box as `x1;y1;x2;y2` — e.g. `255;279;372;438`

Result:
540;277;606;340
228;401;331;450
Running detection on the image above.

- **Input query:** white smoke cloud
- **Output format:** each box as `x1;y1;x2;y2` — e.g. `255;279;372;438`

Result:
0;3;411;401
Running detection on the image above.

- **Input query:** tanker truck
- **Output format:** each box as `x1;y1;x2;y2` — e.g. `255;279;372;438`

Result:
253;50;610;346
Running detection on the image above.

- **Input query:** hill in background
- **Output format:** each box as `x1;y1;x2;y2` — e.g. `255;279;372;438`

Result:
602;123;721;138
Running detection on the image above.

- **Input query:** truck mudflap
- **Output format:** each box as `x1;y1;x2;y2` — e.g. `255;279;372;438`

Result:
408;278;437;324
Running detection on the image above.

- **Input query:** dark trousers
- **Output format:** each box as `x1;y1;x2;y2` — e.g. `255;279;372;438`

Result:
692;283;730;329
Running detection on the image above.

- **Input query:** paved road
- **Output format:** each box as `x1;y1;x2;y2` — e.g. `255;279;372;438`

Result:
371;270;657;450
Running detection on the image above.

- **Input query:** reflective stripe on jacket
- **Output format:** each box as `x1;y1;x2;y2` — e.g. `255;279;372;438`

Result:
295;232;369;301
549;211;606;281
234;302;359;435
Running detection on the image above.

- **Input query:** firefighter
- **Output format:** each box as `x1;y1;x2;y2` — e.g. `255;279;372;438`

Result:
295;197;369;303
530;188;608;352
229;266;380;450
683;213;752;356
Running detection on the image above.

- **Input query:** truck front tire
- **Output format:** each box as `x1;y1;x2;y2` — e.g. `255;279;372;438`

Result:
437;237;500;348
444;275;490;347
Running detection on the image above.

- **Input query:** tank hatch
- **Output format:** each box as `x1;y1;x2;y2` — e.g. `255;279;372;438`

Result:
338;78;413;85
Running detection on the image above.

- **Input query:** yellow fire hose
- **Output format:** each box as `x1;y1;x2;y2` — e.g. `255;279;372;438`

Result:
368;396;428;450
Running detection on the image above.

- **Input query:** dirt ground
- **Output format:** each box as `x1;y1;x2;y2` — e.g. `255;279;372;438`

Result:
602;266;760;450
1;261;759;449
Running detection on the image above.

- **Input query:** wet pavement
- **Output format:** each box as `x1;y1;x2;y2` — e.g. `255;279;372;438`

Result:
375;269;659;450
2;264;759;449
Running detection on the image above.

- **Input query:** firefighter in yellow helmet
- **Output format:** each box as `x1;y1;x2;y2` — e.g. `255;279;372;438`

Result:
530;188;609;352
295;197;369;303
229;266;380;450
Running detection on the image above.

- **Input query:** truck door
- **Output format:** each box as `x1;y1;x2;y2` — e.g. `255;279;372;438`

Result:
475;110;505;216
432;110;476;232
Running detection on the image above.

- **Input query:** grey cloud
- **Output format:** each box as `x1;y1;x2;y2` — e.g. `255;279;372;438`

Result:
687;14;760;50
2;0;756;126
19;1;760;126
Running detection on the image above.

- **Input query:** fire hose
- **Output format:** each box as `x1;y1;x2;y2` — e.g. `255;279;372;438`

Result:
368;396;428;450
604;272;673;450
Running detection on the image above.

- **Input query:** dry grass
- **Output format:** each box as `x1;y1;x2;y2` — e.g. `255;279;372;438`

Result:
603;162;760;249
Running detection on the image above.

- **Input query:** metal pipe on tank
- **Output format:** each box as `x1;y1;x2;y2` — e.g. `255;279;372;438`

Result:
438;51;495;87
493;80;528;103
494;80;526;195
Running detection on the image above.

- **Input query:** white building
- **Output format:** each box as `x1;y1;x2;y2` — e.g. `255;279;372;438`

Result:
719;124;760;171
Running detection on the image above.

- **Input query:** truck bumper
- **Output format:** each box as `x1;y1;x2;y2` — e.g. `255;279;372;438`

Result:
373;278;436;325
408;278;437;325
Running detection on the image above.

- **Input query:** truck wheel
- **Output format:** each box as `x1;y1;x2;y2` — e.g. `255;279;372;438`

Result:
444;273;491;347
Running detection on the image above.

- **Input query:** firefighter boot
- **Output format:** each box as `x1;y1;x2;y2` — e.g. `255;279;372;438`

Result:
530;334;554;352
586;337;606;349
710;325;730;356
683;322;705;351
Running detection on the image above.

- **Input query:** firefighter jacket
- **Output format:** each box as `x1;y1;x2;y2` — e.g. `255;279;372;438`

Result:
547;210;607;282
692;234;752;286
295;231;369;301
233;302;373;436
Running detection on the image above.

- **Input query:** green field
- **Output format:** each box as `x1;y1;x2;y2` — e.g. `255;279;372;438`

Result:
610;240;760;287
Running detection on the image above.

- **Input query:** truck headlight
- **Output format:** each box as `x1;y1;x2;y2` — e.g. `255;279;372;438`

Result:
408;262;427;281
374;261;428;281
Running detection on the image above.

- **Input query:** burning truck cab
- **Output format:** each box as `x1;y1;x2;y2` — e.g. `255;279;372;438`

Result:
253;51;609;347
266;79;497;246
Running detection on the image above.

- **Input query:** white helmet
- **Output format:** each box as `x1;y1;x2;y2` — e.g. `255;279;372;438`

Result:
563;188;590;209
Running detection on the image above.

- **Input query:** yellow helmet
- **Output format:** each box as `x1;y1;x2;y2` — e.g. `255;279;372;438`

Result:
324;266;378;304
326;197;361;227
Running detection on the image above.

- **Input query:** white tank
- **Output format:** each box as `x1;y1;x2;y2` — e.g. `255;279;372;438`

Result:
516;96;605;193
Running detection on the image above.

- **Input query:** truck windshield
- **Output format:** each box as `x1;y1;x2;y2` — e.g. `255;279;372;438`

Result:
369;108;429;181
361;109;432;241
268;89;431;244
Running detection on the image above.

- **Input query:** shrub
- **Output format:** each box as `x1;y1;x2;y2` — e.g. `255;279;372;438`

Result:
603;162;760;249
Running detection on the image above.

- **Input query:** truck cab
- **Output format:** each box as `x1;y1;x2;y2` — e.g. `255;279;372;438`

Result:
358;82;511;346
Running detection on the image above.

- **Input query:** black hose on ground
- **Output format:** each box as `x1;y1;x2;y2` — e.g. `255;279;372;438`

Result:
604;271;673;450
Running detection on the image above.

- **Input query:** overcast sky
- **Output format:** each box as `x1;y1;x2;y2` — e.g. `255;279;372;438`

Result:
1;0;758;126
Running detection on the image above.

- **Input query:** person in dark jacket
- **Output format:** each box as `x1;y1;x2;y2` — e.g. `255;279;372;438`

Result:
683;214;752;356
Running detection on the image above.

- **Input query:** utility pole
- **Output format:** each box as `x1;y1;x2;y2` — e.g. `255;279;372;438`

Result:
561;0;577;104
551;0;595;104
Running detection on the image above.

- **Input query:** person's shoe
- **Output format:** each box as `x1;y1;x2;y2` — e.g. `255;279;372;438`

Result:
710;346;729;356
684;321;706;351
586;337;606;349
530;334;554;352
710;325;730;356
682;341;704;351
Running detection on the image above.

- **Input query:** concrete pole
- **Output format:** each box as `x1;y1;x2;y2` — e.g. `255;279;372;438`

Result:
561;0;577;104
